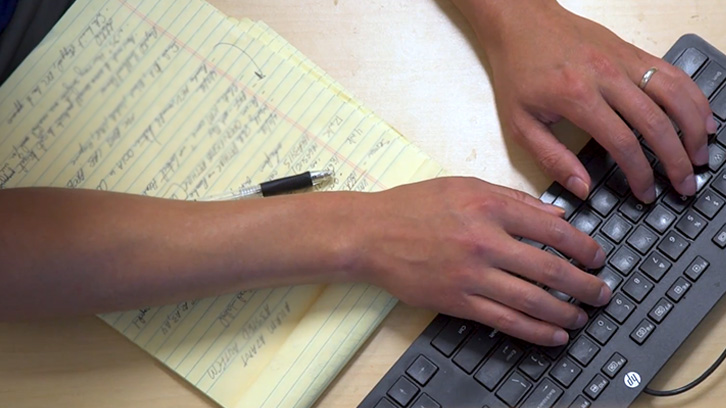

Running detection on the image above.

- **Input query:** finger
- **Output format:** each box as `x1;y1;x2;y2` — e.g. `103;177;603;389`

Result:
488;196;606;269
665;60;719;135
493;239;611;307
463;294;570;346
562;95;655;202
476;268;588;330
511;112;592;200
604;73;696;197
483;182;566;217
637;62;711;166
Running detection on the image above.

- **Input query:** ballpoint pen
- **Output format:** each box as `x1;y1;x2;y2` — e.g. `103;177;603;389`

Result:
201;170;334;201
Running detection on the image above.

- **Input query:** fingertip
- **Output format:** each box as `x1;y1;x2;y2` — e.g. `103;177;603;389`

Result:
707;114;718;135
565;176;590;200
552;329;569;346
596;284;612;307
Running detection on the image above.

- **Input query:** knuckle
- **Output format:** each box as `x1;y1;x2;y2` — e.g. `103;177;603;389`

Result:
540;256;566;285
536;148;566;173
608;131;641;159
546;218;570;247
492;310;519;333
518;288;542;315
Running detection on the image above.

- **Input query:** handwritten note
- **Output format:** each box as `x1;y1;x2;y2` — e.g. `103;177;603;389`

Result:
0;0;444;407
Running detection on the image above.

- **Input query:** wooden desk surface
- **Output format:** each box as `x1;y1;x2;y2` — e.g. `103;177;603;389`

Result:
2;1;726;407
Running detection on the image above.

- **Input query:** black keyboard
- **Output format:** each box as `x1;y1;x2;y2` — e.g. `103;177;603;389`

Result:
359;34;726;408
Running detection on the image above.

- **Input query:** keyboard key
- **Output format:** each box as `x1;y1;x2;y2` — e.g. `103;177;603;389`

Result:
648;298;674;323
695;169;712;193
519;350;551;381
597;267;624;293
685;256;709;281
589;188;619;217
605;294;636;324
658;231;690;260
606;169;630;196
712;169;726;196
474;340;524;390
551;357;582;387
609;247;640;275
431;318;473;356
676;210;708;239
626;226;658;254
521;378;563;408
568;395;592;408
601;215;632;243
584;374;609;400
572;209;602;235
586;315;618;345
710;87;726;121
623;273;654;303
667;277;692;302
453;328;500;374
673;47;708;76
521;237;545;249
695;61;726;98
710;143;726;172
620;196;649;223
387;377;419;406
568;337;600;366
411;393;441;408
663;190;693;213
496;372;532;407
601;353;627;379
639;251;671;282
695;189;725;219
630;319;656;345
553;190;583;220
406;355;438;386
374;398;397;408
644;205;677;234
713;224;726;248
593;234;615;256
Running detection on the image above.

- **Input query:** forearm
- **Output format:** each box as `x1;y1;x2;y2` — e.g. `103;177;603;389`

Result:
0;188;358;320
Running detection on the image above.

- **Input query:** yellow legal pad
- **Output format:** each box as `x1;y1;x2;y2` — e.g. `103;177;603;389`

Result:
0;0;444;407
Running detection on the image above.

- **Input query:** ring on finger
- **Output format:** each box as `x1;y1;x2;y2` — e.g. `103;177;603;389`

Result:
639;67;658;90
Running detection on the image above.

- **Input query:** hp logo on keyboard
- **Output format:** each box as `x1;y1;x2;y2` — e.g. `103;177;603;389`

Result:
624;372;642;388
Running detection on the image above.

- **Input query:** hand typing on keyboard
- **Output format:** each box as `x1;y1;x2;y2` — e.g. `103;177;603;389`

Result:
451;0;714;203
357;177;611;346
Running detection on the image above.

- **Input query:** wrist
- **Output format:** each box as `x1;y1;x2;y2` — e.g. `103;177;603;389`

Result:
451;0;562;54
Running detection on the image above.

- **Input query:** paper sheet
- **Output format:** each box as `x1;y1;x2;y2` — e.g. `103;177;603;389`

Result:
0;0;444;406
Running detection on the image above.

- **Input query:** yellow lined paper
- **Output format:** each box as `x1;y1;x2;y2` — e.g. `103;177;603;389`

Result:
0;1;444;407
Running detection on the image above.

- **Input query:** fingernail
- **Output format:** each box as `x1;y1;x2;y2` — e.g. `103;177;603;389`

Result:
707;115;718;135
566;176;590;200
597;285;612;306
544;204;566;217
575;311;588;328
642;184;657;204
593;248;606;266
677;173;697;196
553;330;569;346
695;144;709;166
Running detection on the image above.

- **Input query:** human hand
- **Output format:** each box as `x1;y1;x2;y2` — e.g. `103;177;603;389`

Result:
349;177;611;346
456;0;714;202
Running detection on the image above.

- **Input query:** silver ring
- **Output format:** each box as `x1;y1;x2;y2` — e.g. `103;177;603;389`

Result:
639;67;658;90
